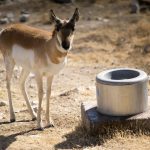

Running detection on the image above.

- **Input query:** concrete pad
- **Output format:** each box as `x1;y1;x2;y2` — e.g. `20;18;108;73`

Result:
81;100;150;135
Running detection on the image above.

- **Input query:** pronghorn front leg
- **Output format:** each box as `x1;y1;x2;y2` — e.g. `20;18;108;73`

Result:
19;69;36;120
35;72;43;130
4;56;15;122
45;75;54;128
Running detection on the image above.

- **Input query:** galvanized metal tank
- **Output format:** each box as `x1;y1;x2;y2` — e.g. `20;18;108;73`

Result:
96;68;148;116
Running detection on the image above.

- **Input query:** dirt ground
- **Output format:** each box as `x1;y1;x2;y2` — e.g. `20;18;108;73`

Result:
0;0;150;149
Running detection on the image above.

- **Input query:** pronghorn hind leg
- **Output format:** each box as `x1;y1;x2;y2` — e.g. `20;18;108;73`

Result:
34;72;44;130
45;75;54;128
4;56;15;122
19;69;37;121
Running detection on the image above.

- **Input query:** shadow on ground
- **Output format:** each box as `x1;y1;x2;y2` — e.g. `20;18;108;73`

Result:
0;119;32;126
0;120;36;150
0;134;17;150
0;128;36;150
54;125;114;150
55;123;150;150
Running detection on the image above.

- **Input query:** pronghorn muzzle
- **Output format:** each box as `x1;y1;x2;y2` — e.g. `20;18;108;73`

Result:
62;41;70;50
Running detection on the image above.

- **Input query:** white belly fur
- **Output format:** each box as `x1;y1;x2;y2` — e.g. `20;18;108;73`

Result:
12;44;34;69
12;44;67;75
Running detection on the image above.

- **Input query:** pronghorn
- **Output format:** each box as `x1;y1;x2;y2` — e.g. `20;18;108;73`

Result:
0;8;79;130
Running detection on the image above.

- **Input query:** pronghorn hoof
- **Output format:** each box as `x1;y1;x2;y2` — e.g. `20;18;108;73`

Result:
45;122;54;128
10;118;16;122
32;117;37;121
36;127;44;131
45;124;54;128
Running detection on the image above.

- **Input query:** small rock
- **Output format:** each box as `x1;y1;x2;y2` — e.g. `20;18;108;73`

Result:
59;92;69;96
0;17;9;24
111;62;115;65
19;11;30;23
7;12;15;22
0;69;5;73
53;0;73;3
20;10;28;14
143;45;150;54
0;101;7;107
0;112;4;119
59;88;78;96
95;17;102;21
86;86;95;91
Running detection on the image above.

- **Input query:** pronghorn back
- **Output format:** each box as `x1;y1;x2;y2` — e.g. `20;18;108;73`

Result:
0;24;52;51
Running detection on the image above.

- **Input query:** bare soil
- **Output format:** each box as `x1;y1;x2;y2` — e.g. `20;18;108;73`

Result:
0;0;150;149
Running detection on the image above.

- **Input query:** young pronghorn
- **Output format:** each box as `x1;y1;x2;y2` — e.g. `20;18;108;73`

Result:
0;8;79;130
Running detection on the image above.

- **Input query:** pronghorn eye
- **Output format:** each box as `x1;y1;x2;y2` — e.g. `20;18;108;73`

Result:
56;24;62;31
72;27;75;31
71;25;75;31
56;27;60;31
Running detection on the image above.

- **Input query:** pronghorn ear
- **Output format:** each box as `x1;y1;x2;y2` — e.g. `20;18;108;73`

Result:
69;8;79;24
49;9;61;25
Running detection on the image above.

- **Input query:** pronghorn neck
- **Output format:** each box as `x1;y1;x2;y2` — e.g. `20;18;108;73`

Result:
45;34;67;64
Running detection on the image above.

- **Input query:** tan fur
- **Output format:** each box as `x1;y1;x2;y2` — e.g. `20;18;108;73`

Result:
0;24;67;65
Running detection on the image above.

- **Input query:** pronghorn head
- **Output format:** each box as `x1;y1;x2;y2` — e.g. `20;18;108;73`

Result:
50;8;79;51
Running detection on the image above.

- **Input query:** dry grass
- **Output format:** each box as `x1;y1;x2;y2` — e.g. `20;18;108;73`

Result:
0;0;150;149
